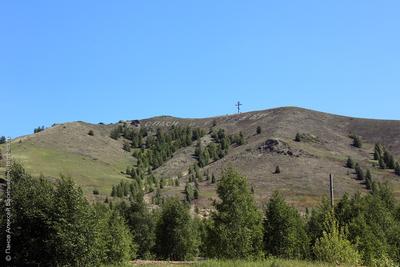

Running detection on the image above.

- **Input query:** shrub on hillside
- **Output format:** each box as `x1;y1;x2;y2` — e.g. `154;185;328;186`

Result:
34;126;45;133
351;135;362;148
294;133;301;142
313;213;361;265
274;166;281;174
346;156;354;169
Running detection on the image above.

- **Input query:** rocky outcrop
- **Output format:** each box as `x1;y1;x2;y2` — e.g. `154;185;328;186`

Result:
259;138;305;157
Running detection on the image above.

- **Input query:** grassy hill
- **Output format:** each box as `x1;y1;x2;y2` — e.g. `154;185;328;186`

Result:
2;106;400;208
2;122;134;199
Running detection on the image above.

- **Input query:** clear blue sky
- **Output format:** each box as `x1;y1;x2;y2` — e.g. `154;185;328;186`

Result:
1;1;400;137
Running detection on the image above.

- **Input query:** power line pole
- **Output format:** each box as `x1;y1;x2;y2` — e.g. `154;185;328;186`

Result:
329;174;334;208
235;101;242;114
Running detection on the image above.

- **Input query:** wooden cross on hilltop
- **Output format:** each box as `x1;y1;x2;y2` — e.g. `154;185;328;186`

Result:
235;101;242;114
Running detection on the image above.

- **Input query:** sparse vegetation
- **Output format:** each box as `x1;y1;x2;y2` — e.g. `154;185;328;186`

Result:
0;136;5;144
345;156;354;169
274;166;281;174
256;126;262;134
6;108;400;266
354;163;364;180
350;134;362;148
365;169;373;190
122;141;131;152
88;129;94;136
33;126;45;133
374;143;397;170
294;132;320;143
295;133;301;142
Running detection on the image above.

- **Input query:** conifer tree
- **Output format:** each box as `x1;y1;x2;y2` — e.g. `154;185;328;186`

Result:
352;135;362;148
355;163;364;180
365;169;373;190
275;166;281;174
346;156;354;169
295;133;301;142
185;183;195;203
374;143;383;160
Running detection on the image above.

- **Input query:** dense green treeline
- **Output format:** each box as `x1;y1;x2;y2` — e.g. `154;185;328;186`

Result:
0;163;135;266
2;164;400;266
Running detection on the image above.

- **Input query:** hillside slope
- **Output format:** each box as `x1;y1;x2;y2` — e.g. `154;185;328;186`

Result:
2;107;400;207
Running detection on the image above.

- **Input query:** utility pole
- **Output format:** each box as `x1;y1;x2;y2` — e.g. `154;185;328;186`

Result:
235;101;242;114
329;174;334;208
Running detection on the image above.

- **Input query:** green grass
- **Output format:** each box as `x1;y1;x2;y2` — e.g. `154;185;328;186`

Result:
192;259;338;267
10;142;132;195
125;259;343;267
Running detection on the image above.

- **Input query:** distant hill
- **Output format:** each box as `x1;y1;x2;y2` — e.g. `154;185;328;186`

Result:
2;107;400;209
